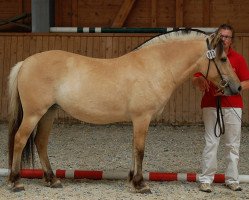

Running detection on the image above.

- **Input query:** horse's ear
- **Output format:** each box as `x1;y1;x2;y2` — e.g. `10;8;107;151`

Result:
216;39;224;58
209;32;221;49
208;32;223;57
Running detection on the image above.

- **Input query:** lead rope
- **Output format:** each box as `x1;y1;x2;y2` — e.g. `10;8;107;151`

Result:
205;38;225;137
214;96;225;137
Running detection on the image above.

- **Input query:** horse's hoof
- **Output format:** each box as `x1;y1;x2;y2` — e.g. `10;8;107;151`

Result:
134;185;152;194
136;187;152;194
11;183;25;192
50;179;63;188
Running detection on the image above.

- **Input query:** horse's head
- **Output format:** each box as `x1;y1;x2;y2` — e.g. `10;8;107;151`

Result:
200;33;241;95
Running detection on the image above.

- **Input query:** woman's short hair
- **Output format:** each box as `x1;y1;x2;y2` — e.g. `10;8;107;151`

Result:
217;24;235;38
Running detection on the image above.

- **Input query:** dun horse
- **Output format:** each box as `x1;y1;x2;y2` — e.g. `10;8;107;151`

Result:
8;30;241;193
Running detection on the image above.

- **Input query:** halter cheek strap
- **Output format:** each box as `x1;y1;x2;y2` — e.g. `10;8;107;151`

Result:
205;38;224;81
205;38;225;137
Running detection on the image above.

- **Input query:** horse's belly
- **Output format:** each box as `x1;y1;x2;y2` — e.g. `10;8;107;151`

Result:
58;99;130;124
66;109;130;124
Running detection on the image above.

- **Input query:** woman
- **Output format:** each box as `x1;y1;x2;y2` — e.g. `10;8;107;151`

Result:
193;24;249;192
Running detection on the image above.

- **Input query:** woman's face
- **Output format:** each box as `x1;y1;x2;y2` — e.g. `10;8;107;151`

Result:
219;29;233;52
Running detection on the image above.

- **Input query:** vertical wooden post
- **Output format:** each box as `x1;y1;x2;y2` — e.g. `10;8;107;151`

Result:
175;0;184;27
32;0;54;32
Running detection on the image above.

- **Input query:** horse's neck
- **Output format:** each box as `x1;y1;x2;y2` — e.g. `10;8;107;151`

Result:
170;61;199;87
160;40;206;87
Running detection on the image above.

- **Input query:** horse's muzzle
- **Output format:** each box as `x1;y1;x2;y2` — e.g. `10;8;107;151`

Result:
223;81;241;96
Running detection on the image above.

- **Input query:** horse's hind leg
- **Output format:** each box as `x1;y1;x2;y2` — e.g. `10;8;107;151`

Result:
129;115;151;194
34;108;62;188
9;116;41;191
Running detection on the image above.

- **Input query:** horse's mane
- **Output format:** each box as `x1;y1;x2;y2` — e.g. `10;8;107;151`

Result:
136;28;209;50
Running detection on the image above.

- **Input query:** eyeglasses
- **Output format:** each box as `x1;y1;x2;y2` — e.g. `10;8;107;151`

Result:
221;35;233;40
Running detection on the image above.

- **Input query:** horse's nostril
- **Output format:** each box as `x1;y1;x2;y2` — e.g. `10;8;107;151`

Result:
238;86;242;91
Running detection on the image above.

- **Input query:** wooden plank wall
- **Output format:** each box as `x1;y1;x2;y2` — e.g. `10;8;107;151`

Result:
1;33;249;125
0;0;249;33
55;0;249;33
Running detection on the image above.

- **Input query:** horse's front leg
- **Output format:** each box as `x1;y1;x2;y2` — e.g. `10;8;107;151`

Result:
129;116;151;194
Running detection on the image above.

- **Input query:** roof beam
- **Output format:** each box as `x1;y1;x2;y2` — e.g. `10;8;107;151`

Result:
111;0;136;28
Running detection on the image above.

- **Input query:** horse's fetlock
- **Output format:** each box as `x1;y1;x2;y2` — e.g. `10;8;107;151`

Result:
132;174;144;188
44;170;54;182
9;171;20;183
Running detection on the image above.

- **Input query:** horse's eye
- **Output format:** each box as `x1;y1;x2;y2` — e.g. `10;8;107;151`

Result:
221;57;227;62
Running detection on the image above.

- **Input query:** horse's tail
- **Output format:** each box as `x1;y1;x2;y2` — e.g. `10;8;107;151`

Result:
8;61;35;169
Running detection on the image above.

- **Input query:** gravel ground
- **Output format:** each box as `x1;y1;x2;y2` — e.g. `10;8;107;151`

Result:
1;123;249;200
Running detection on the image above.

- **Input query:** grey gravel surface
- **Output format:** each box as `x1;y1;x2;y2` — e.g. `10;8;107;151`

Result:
1;123;249;200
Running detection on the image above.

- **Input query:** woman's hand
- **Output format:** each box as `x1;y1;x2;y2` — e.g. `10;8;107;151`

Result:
192;76;210;92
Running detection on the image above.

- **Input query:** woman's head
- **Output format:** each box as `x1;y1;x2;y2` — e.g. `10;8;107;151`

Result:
216;24;234;52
